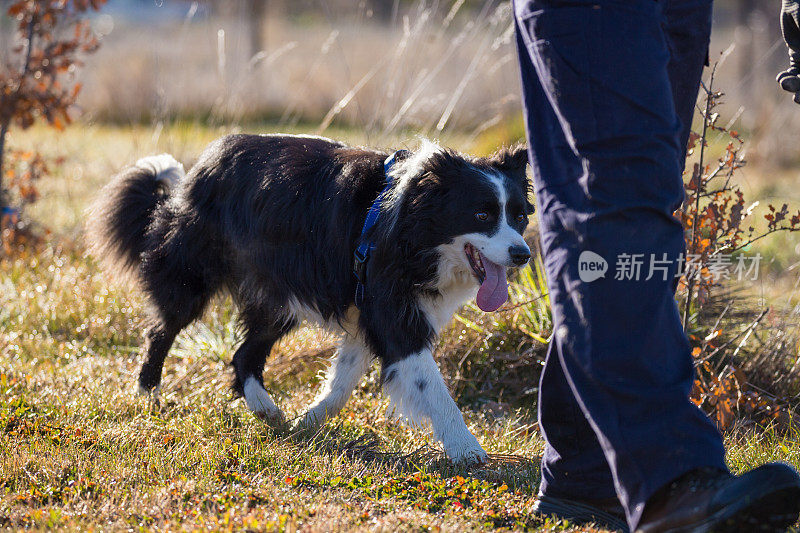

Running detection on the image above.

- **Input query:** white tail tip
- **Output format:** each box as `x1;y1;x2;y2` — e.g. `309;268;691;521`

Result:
135;154;185;188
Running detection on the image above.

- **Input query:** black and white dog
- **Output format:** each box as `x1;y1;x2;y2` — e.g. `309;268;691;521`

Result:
87;134;532;463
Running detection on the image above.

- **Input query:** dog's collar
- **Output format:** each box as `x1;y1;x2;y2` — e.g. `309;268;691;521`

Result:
353;149;409;308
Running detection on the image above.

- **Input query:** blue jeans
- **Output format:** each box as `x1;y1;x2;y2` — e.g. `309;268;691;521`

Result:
513;0;726;528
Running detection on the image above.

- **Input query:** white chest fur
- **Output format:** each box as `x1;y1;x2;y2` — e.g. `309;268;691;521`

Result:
419;275;478;335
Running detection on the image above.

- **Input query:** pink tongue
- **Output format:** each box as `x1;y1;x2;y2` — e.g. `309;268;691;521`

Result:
475;252;508;312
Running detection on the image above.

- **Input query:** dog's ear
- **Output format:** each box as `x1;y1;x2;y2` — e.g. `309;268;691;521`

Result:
489;143;534;213
420;147;467;184
489;143;529;179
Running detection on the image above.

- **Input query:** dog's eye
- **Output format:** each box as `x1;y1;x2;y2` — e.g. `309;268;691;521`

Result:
475;212;489;221
517;214;527;223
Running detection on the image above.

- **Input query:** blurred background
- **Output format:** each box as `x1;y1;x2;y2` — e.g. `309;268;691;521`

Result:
3;0;798;163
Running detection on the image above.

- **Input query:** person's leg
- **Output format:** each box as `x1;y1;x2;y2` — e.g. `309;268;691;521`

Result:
538;342;618;501
664;0;715;160
535;341;628;530
535;0;716;503
510;9;619;506
513;0;727;528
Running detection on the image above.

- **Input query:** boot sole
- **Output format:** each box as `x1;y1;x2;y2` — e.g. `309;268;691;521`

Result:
714;485;800;533
654;485;800;533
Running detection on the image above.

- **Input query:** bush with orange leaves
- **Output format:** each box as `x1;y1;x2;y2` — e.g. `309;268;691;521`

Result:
0;0;104;254
679;63;800;433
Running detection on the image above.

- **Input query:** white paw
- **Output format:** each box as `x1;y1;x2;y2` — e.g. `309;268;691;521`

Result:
443;430;489;465
297;404;330;429
243;377;285;426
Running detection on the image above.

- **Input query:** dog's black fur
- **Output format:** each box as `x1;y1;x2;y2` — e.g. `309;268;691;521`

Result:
88;134;530;458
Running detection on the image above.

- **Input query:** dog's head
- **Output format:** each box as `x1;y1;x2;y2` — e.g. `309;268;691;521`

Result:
384;142;532;312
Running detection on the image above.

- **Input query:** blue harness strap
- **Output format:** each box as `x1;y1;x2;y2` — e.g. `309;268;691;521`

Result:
353;149;408;308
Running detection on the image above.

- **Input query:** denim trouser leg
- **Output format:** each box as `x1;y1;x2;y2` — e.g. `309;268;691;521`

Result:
538;340;620;501
665;0;715;156
513;0;726;528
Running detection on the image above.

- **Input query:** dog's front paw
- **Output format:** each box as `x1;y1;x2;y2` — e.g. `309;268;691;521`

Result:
290;417;317;434
443;430;488;465
449;446;489;465
251;406;286;428
295;406;328;431
254;409;286;428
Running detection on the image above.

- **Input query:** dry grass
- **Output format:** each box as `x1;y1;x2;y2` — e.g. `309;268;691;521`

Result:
53;2;800;166
78;5;521;140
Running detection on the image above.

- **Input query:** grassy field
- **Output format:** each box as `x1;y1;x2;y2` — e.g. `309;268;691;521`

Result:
2;123;800;531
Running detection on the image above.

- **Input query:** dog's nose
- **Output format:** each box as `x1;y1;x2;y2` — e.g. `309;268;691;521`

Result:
509;245;531;266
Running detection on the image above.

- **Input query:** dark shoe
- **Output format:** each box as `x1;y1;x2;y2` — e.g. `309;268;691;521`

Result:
637;463;800;533
534;493;629;532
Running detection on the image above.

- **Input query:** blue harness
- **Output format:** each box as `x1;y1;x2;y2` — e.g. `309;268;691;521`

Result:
353;149;408;308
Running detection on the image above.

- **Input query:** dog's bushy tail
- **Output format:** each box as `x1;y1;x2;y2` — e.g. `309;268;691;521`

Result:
86;154;185;280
